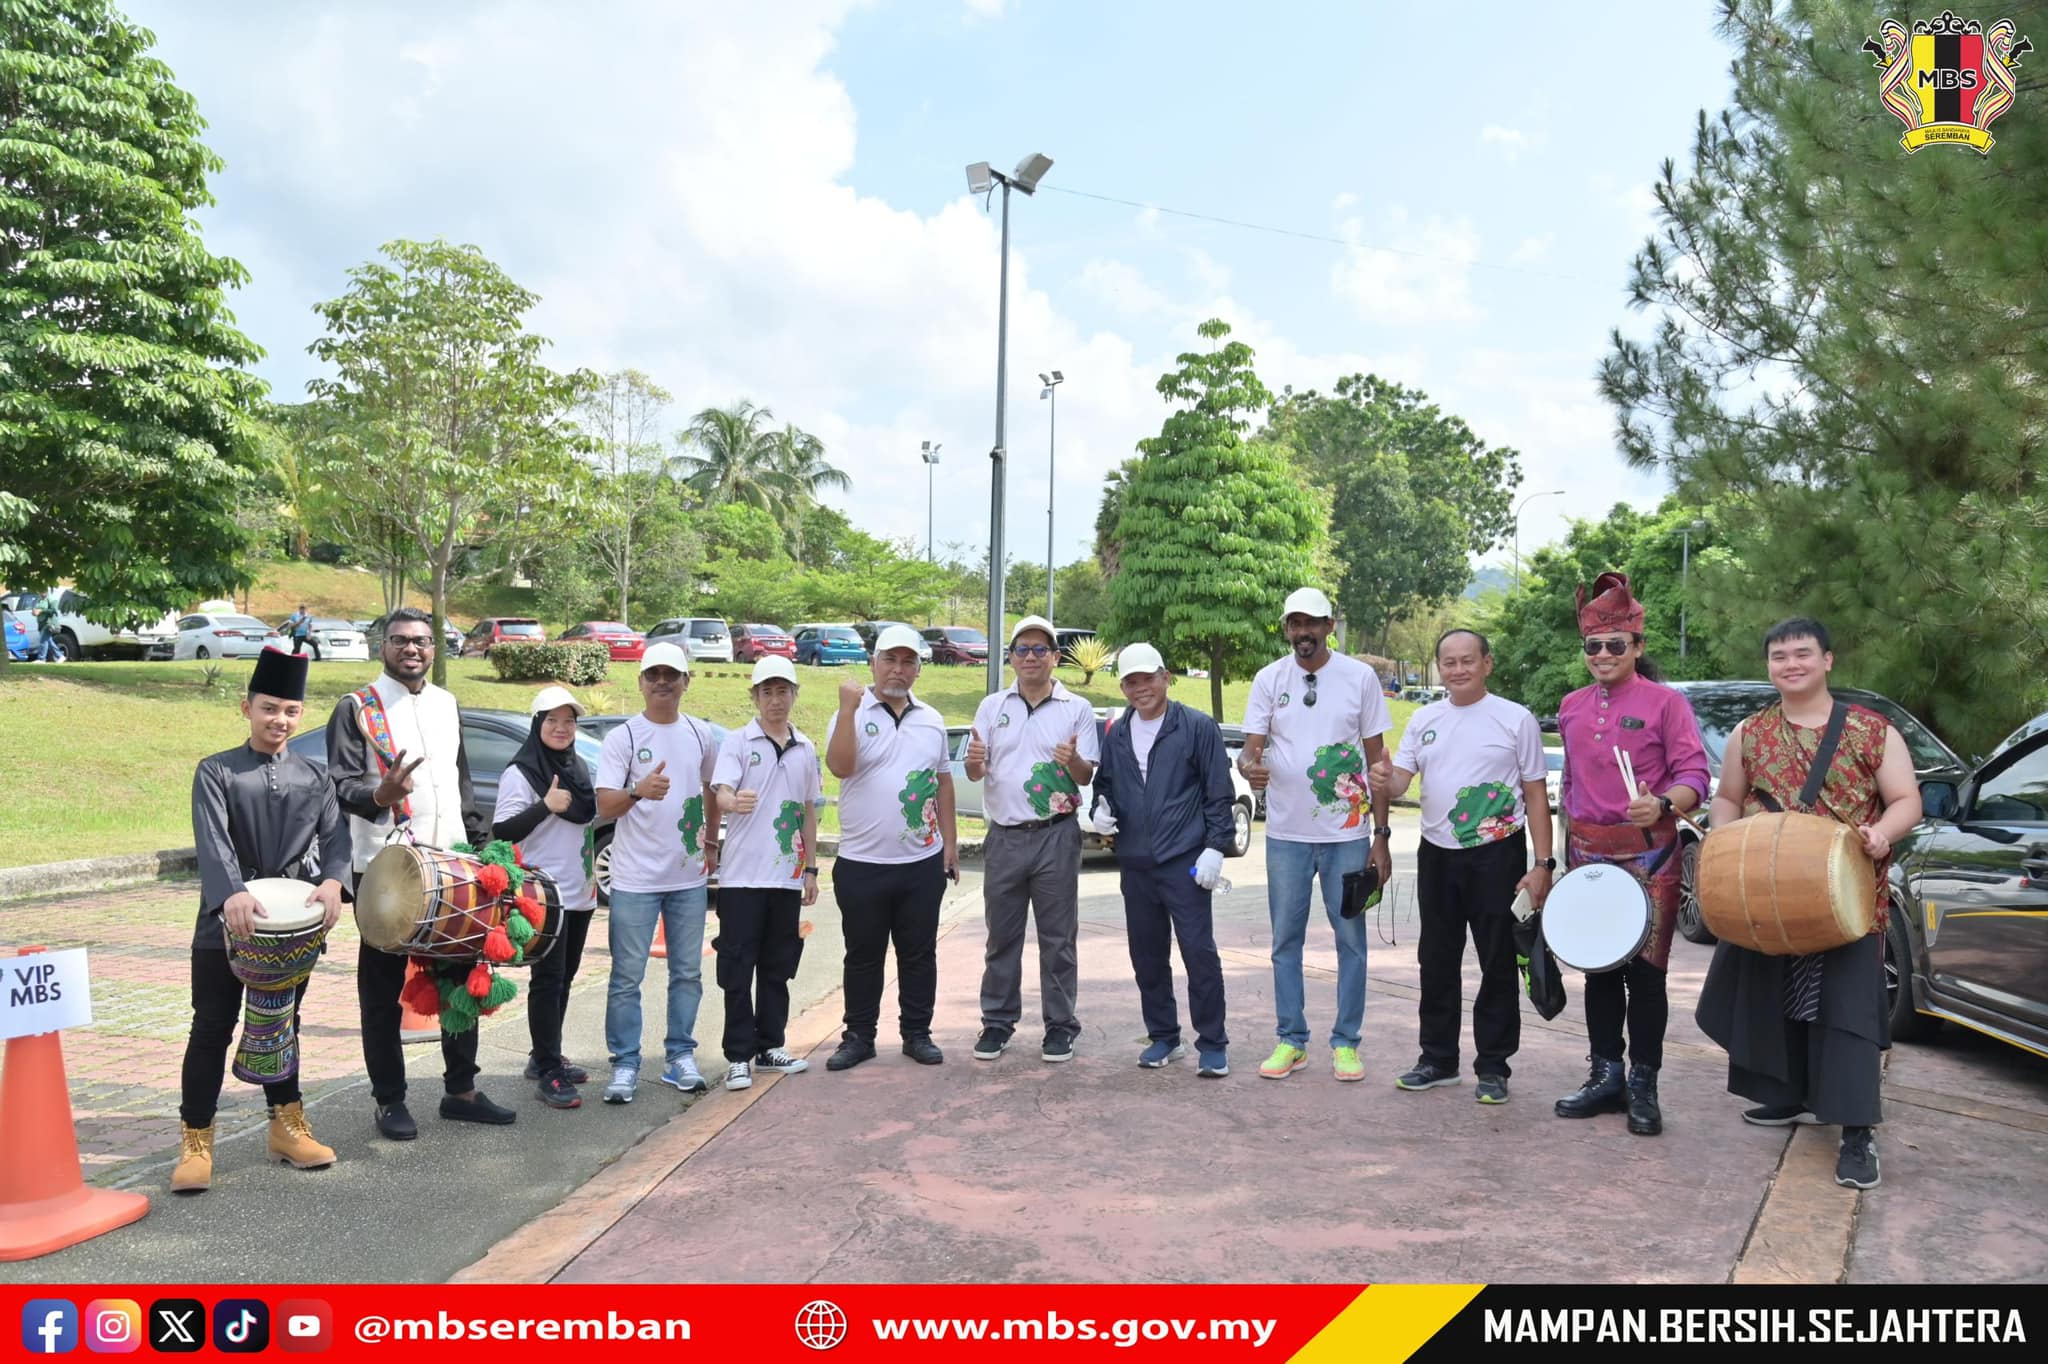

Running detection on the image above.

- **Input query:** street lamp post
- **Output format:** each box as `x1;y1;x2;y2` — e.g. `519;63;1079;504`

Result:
1680;519;1706;660
1513;489;1567;591
966;153;1053;695
1039;370;1064;625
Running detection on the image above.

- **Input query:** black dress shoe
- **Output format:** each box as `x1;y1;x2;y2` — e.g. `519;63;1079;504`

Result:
1626;1064;1663;1136
826;1036;876;1071
375;1101;418;1141
1554;1055;1627;1119
901;1035;945;1066
439;1091;517;1125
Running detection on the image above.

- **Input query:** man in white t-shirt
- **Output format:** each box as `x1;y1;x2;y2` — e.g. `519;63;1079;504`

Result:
964;615;1101;1063
823;625;958;1072
1239;587;1392;1083
594;642;721;1103
1370;629;1553;1105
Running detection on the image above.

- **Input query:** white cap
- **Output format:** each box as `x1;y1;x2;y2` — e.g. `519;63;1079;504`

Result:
639;641;690;674
1117;642;1166;676
1282;587;1335;620
1009;614;1056;647
529;684;587;717
874;624;924;657
750;655;798;687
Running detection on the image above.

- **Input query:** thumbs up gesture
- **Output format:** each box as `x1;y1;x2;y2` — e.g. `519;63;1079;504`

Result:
638;759;671;803
543;773;571;814
1052;726;1081;771
1367;756;1394;798
965;727;987;769
733;787;760;815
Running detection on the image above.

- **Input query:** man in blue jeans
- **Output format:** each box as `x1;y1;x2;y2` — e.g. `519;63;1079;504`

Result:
595;642;721;1101
1239;588;1393;1081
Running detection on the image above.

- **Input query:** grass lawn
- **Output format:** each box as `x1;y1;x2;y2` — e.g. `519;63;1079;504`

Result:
0;656;1415;869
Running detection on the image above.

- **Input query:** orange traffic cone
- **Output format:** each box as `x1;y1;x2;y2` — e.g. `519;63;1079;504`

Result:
0;947;149;1261
400;959;440;1044
650;921;667;959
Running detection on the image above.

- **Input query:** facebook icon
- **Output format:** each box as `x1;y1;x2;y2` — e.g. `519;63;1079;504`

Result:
20;1300;78;1355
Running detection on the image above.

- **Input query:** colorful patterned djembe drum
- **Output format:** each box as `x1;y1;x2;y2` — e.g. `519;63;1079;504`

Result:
223;877;331;1085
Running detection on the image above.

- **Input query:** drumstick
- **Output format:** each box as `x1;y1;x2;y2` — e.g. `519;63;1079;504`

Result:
1617;744;1707;835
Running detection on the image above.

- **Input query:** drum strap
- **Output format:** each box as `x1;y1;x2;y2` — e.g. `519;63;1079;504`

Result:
1753;700;1848;815
353;685;412;822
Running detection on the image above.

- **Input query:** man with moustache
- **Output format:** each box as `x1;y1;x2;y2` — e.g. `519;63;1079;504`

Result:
823;625;958;1072
1239;587;1393;1083
1090;643;1235;1077
1369;629;1553;1105
327;607;507;1140
965;615;1100;1063
1695;618;1920;1189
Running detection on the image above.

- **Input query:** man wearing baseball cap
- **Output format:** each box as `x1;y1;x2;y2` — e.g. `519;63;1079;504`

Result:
824;625;958;1071
1091;643;1235;1076
1239;587;1393;1082
965;614;1101;1062
594;641;722;1102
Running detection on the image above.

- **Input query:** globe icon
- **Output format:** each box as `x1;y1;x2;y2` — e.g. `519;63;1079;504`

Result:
794;1299;849;1351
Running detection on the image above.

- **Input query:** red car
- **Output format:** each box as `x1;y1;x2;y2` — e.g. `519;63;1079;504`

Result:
923;625;989;666
557;620;645;662
461;617;547;657
733;623;797;663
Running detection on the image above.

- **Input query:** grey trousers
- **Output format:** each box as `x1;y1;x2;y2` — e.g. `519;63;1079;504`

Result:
979;817;1082;1033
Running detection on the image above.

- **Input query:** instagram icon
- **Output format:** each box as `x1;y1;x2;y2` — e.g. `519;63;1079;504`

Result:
84;1300;142;1354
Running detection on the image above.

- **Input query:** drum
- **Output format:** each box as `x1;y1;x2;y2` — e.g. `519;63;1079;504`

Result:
224;878;330;1085
521;865;564;968
1696;811;1876;955
354;844;561;965
1542;863;1652;973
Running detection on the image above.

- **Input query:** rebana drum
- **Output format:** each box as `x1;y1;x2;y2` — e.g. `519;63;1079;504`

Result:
1541;864;1652;973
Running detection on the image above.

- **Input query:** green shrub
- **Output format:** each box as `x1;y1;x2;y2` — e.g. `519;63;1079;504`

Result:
486;641;611;685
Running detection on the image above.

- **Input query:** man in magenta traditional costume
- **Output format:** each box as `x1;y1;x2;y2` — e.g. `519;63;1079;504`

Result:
1552;572;1710;1136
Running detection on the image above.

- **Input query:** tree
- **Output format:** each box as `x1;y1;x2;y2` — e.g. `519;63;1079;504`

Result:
673;401;782;511
1108;319;1327;718
802;529;949;623
1054;558;1111;631
1599;0;2048;755
768;421;850;559
1093;458;1137;578
1004;559;1049;613
307;239;589;686
0;0;268;656
579;369;672;621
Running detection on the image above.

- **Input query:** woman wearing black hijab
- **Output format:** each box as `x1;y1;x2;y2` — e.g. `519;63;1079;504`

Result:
493;686;600;1108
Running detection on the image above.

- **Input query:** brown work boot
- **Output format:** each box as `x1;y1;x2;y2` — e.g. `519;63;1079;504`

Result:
267;1102;337;1169
171;1123;214;1194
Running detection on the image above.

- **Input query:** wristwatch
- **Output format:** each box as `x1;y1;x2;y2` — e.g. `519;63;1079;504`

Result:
1374;825;1393;839
803;865;818;876
625;781;640;802
1537;856;1558;871
1658;794;1675;818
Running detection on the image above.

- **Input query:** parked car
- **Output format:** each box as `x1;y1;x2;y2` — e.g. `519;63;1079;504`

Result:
853;620;934;664
1053;628;1097;665
922;625;989;667
4;609;33;660
1;586;175;660
731;623;797;663
273;616;370;663
643;617;733;665
1217;722;1265;822
795;625;869;667
1887;712;2048;1056
556;620;645;663
458;617;547;657
1661;680;1969;945
167;612;287;660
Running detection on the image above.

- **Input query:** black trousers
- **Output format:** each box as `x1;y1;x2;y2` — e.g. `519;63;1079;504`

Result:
834;853;945;1042
1586;958;1669;1070
1120;859;1228;1053
527;909;593;1074
357;943;480;1105
1416;831;1526;1079
179;946;306;1128
714;887;804;1062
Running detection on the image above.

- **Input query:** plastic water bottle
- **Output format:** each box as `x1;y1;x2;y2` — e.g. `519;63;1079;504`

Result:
1190;864;1231;894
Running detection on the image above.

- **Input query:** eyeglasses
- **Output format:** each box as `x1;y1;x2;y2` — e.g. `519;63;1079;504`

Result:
1582;638;1632;657
1302;672;1318;708
387;636;436;652
1011;645;1053;658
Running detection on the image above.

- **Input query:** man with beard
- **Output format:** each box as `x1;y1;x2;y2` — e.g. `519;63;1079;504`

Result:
1239;587;1392;1083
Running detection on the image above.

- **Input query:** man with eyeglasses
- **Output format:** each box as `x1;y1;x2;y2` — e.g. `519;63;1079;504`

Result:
964;615;1100;1063
328;606;511;1140
1238;587;1392;1083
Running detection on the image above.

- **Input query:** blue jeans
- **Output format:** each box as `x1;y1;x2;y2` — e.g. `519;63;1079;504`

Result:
605;886;706;1070
1266;836;1371;1050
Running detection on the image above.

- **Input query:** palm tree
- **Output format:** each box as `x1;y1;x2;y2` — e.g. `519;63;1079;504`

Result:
671;402;784;511
769;422;851;558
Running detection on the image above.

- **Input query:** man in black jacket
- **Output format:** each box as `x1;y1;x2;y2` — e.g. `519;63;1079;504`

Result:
1090;643;1235;1077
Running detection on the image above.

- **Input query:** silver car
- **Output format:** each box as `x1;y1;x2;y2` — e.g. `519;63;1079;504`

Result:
645;616;733;664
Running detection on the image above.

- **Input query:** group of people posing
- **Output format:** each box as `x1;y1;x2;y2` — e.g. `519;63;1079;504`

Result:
175;572;1915;1196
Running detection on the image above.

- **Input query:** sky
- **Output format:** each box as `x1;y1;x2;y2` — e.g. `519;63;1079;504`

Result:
133;0;1738;578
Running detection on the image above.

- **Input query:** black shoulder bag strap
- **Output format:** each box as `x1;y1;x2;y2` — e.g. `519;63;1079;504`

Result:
1754;700;1849;814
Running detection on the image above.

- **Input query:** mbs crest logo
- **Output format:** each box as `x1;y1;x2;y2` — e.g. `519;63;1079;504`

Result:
1864;10;2031;153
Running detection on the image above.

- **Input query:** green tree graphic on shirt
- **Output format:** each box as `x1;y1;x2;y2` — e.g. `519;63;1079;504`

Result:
898;768;940;847
1448;781;1518;848
1306;743;1366;827
773;799;806;876
677;794;705;856
1025;761;1080;818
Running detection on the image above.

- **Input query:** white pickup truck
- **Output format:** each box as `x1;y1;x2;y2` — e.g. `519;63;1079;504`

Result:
0;587;177;661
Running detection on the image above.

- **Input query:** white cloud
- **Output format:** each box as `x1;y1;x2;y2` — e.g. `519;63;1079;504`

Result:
1480;124;1532;158
963;0;1007;17
1329;204;1484;326
1508;233;1556;266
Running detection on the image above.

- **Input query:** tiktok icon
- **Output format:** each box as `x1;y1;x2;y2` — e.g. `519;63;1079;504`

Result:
212;1300;270;1353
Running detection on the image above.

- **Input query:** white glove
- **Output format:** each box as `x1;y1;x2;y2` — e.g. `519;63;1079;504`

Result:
1092;801;1117;837
1192;847;1225;890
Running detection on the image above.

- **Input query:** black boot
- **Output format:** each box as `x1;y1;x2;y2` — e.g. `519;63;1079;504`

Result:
1626;1063;1662;1136
1554;1055;1627;1118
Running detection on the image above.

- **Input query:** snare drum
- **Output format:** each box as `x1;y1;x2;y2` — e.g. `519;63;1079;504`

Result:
1541;864;1652;973
224;878;330;1084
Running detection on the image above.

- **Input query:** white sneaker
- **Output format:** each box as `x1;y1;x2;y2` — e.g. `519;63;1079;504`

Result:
659;1056;709;1094
724;1060;753;1091
602;1066;638;1104
755;1048;808;1074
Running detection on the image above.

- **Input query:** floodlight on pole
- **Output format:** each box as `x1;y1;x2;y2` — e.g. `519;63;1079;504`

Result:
1039;370;1064;626
920;441;942;565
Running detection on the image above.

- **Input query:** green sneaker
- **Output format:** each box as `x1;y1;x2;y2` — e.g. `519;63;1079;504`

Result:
1258;1043;1307;1079
1332;1046;1365;1082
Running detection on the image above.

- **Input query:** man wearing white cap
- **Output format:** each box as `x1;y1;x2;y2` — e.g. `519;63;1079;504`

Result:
594;641;721;1102
1239;587;1393;1082
965;614;1101;1062
1090;643;1235;1076
823;624;958;1071
709;656;822;1091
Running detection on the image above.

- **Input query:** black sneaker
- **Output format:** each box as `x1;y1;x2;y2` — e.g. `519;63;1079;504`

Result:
1836;1126;1880;1189
901;1035;945;1066
1041;1028;1076;1063
374;1101;417;1142
439;1091;517;1126
526;1056;590;1084
1475;1075;1510;1105
1743;1103;1819;1127
536;1073;582;1109
1395;1060;1461;1091
972;1026;1012;1061
826;1036;876;1071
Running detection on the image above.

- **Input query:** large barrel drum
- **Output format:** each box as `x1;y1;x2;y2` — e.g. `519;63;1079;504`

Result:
1696;811;1876;955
